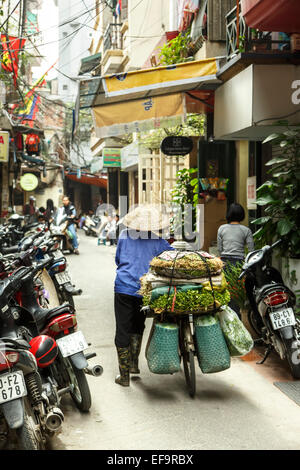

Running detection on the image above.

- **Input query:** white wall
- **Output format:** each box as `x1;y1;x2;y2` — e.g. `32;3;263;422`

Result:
57;0;95;102
127;0;170;69
214;64;300;140
214;65;253;139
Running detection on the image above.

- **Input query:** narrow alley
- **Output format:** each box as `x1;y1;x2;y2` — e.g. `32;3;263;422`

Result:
50;232;300;451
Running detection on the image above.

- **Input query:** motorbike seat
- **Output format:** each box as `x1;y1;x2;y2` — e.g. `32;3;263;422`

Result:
30;304;74;331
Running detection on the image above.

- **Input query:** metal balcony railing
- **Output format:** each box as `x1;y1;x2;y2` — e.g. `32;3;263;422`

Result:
103;22;123;53
226;2;291;60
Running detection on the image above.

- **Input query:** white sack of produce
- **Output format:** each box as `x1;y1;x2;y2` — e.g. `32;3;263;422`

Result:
217;305;254;357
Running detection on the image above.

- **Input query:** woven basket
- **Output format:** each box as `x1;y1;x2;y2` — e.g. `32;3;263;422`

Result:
146;322;181;374
194;315;231;374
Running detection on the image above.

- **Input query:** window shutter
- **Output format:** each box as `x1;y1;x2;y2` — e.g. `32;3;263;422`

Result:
207;0;236;41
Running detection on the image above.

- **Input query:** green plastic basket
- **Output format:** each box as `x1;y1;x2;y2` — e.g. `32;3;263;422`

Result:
194;315;231;374
146;322;181;374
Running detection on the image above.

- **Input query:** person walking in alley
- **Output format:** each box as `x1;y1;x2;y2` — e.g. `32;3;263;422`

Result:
217;203;254;314
114;204;173;387
61;196;80;255
23;196;38;223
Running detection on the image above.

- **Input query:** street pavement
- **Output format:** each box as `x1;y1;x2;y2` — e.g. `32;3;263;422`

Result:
50;231;300;451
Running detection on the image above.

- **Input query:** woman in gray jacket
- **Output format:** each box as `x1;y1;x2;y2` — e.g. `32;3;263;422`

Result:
217;203;254;315
217;203;254;266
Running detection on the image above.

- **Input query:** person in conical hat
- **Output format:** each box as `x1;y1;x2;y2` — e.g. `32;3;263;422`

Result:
114;204;173;387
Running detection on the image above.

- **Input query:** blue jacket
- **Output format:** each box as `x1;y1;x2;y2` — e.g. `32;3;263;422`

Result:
114;229;173;297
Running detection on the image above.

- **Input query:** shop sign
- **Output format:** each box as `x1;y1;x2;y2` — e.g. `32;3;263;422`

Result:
0;131;9;163
161;136;193;156
103;148;121;167
121;142;139;171
247;176;257;210
20;173;38;191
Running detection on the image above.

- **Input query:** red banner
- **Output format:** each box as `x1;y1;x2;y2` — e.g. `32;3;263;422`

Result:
1;34;26;87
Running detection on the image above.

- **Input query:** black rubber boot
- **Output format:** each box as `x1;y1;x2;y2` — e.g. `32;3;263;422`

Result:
115;347;130;386
129;334;143;374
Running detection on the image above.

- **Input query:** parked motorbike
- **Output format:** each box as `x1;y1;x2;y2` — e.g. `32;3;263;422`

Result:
0;263;64;450
83;214;101;237
7;253;102;413
50;209;78;254
34;235;82;309
239;239;300;378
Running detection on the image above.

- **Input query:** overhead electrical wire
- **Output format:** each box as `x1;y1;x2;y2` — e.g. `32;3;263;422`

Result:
0;0;22;31
0;1;105;51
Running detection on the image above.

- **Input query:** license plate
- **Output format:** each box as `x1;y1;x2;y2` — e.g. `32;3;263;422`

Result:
269;307;296;330
55;272;72;285
53;250;63;259
56;331;88;357
0;370;27;404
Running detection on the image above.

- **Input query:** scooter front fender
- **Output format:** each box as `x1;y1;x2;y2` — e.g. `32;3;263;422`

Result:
1;398;24;429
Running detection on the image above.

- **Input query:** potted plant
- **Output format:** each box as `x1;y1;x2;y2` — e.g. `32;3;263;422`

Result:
252;126;300;312
158;32;194;65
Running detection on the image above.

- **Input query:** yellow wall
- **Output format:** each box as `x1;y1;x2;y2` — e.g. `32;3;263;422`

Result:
235;140;249;226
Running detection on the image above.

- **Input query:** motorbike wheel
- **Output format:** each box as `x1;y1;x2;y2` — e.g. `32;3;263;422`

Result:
64;358;91;412
281;336;300;379
16;398;45;450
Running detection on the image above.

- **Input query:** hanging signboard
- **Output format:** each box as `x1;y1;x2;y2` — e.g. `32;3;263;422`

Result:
20;173;38;191
161;135;193;156
0;131;9;162
103;148;121;167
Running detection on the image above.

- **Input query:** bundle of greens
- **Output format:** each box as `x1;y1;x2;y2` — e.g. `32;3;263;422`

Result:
141;250;230;315
150;250;223;279
143;288;231;314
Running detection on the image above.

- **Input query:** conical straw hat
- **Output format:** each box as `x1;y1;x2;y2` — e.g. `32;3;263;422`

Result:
123;204;170;233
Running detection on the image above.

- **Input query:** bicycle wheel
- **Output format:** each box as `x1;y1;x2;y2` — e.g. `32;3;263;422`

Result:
179;320;196;398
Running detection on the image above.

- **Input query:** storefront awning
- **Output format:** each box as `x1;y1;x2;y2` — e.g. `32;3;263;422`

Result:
66;172;107;189
241;0;300;33
91;58;220;107
92;93;186;139
79;52;102;75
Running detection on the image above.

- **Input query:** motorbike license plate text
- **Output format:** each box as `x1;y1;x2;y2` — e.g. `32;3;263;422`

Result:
269;307;296;330
53;250;63;259
0;371;27;404
55;272;72;285
56;331;88;357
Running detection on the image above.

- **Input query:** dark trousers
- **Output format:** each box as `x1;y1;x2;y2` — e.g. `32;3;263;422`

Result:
114;293;145;348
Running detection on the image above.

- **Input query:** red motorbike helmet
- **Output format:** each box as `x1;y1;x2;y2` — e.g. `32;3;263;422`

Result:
29;335;58;368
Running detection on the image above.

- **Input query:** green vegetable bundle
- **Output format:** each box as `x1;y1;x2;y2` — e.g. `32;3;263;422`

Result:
143;288;231;314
